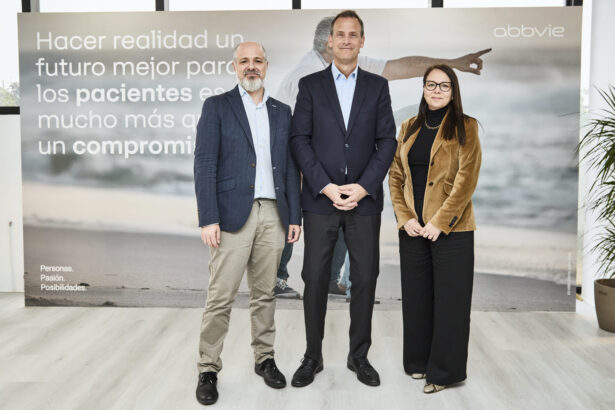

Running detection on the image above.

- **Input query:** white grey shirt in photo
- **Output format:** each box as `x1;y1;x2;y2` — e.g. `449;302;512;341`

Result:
275;49;387;112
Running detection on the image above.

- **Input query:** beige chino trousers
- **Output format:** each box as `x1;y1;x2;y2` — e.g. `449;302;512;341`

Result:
197;199;285;373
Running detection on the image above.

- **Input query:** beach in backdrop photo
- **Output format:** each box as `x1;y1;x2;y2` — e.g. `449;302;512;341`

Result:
18;7;581;309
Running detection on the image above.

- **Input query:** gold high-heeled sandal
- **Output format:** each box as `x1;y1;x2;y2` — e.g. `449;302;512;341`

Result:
411;373;426;379
423;383;446;394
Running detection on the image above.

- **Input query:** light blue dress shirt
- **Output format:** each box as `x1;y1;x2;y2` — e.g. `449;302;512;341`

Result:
332;62;358;129
319;63;359;193
238;84;276;200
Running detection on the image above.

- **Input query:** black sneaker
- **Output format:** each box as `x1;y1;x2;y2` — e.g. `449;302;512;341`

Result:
274;278;300;299
328;281;346;296
345;297;380;304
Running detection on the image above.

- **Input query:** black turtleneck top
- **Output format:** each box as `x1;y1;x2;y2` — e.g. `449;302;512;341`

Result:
408;105;448;201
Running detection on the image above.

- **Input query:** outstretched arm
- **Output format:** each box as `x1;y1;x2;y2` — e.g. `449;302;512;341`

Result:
381;48;492;80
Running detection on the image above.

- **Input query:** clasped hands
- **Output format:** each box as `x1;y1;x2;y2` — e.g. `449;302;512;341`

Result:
323;183;367;211
403;218;442;242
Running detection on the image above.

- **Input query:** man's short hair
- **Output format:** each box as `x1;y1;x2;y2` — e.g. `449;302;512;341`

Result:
330;10;364;37
313;16;335;53
232;42;267;62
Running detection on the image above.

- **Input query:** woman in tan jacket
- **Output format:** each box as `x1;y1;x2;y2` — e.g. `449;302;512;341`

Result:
388;64;481;394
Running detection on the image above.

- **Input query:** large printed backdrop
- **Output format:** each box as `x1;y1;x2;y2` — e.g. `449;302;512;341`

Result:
18;8;581;308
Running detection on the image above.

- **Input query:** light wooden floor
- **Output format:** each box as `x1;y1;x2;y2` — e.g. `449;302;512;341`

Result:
1;292;614;410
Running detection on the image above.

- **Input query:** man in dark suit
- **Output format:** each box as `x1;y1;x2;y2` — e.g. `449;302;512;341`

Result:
289;10;396;388
194;42;301;406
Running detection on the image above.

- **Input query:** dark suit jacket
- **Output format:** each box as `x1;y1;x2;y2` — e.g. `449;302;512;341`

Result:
290;65;397;215
194;86;301;232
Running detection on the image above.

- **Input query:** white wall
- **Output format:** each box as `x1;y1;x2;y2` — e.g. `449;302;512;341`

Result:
579;0;615;307
0;115;24;292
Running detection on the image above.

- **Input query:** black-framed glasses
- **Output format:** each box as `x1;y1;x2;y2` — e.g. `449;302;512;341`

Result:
424;81;452;92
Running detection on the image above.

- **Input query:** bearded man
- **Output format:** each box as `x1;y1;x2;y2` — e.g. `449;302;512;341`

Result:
193;41;301;406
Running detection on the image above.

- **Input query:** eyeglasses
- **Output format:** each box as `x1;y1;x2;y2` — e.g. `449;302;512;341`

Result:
424;81;452;92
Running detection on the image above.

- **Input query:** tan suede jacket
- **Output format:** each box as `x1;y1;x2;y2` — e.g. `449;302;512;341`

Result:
388;114;481;235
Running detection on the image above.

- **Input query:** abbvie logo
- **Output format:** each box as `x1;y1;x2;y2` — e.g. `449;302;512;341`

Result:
493;24;565;38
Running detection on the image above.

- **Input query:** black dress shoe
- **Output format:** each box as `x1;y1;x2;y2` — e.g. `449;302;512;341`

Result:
347;355;380;386
291;356;323;387
196;371;218;405
255;358;287;389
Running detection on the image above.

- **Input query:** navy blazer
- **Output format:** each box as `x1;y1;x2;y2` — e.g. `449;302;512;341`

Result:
290;65;397;215
194;86;301;232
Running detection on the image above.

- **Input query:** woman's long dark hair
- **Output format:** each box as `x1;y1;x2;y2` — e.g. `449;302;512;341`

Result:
404;64;468;145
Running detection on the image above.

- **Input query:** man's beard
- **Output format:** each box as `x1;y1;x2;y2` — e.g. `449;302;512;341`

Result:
238;71;264;92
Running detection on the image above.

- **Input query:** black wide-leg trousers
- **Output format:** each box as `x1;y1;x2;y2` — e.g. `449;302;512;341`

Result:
301;210;381;360
399;225;474;385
